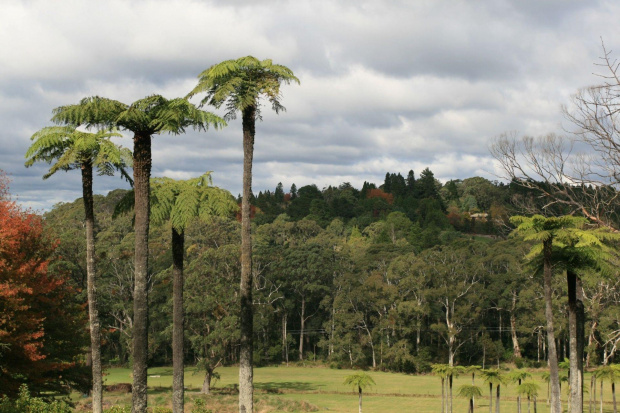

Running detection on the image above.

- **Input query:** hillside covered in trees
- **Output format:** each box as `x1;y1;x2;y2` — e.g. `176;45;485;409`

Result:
40;169;620;390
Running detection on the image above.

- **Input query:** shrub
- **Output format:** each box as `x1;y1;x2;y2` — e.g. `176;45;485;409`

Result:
0;385;72;413
191;398;213;413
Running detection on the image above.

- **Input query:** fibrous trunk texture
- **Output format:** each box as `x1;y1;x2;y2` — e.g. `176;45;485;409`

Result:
358;387;362;413
239;105;256;413
495;385;500;413
543;239;562;413
567;270;583;413
172;228;184;413
82;164;103;413
132;133;151;413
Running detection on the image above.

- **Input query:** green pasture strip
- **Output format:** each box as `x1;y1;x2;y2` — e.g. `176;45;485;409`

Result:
99;366;617;413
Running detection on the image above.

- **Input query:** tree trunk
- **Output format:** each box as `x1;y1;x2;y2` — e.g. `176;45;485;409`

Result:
82;164;103;413
567;270;583;413
586;321;598;369
527;396;531;413
591;374;596;413
358;387;363;413
510;291;522;359
330;306;335;356
440;377;445;413
172;228;184;413
299;296;305;361
416;318;421;355
239;105;256;413
470;397;475;413
201;370;212;395
600;379;604;413
489;383;493;413
282;313;287;363
449;374;453;413
613;382;617;413
577;277;586;413
132;132;151;413
495;384;500;413
517;379;522;413
543;238;562;413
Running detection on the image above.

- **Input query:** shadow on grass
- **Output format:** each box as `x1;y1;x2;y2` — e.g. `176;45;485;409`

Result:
148;386;172;395
148;368;173;376
255;381;318;393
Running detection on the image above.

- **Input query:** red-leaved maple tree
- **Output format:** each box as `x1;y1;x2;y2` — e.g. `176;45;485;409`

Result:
0;172;89;397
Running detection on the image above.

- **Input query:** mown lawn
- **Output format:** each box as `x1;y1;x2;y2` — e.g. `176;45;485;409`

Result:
78;365;616;412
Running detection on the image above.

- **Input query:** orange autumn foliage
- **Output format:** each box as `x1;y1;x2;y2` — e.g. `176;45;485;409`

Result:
366;188;394;204
0;173;88;396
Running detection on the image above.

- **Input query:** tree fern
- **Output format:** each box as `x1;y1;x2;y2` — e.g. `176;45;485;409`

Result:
187;56;300;120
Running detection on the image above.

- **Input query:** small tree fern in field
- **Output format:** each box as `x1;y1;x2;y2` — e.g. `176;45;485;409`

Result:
343;372;375;413
517;382;540;413
510;369;532;413
458;384;483;413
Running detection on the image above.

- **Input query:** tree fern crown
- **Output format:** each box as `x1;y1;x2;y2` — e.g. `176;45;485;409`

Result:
52;95;226;136
25;126;132;181
186;56;300;121
117;173;239;233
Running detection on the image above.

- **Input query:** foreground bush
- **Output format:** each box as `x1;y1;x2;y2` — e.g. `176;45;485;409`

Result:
0;385;72;413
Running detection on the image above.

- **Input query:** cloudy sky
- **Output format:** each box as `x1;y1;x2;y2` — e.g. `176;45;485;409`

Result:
1;0;619;211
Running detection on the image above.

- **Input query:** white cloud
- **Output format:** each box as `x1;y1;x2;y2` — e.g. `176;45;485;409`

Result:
1;0;618;210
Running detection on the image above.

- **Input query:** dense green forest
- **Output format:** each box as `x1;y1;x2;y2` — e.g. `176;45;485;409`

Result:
40;170;619;389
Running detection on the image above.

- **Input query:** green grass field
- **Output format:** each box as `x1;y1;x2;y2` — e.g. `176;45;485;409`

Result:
80;365;617;412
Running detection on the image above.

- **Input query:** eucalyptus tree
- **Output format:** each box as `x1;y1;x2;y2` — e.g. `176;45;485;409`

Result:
25;126;131;413
52;95;224;413
343;372;375;413
187;56;299;413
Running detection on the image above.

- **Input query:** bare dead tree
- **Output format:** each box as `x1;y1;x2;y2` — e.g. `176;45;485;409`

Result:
490;131;620;230
491;43;620;231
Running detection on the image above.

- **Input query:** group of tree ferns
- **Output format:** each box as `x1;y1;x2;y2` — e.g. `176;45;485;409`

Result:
3;47;620;413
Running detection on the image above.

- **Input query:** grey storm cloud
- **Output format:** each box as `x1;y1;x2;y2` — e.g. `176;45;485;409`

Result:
1;0;620;210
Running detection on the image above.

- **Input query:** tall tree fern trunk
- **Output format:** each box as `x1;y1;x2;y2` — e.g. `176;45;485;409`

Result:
172;228;184;413
495;385;500;413
239;105;256;413
358;386;363;413
132;133;151;413
567;270;583;413
82;163;103;413
577;277;586;413
441;377;445;413
543;238;562;413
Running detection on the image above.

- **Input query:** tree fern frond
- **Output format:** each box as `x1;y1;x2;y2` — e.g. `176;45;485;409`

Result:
113;189;135;218
52;96;126;129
